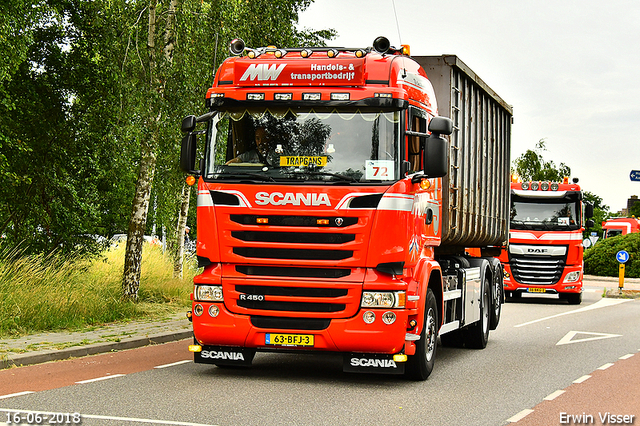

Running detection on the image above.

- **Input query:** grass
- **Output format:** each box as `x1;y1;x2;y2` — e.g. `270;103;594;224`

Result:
0;243;198;338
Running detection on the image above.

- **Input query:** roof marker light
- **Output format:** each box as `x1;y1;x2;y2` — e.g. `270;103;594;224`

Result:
327;49;339;58
301;49;313;58
274;49;287;58
540;182;550;191
530;182;540;191
551;182;559;191
355;49;366;58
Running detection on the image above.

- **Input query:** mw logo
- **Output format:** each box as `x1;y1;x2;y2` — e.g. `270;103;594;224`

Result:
240;63;287;81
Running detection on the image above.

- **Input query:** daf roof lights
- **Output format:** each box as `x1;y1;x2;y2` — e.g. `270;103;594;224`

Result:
229;38;245;55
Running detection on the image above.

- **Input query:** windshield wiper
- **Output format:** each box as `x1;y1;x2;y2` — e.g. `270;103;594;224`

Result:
213;172;275;182
289;169;358;183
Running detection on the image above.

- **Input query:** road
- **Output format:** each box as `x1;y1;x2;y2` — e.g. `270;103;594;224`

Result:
1;284;638;426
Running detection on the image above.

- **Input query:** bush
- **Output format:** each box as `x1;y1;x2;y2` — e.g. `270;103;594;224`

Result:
584;233;640;278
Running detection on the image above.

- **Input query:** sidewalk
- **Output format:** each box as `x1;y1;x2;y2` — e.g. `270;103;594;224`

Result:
0;312;192;369
1;275;638;370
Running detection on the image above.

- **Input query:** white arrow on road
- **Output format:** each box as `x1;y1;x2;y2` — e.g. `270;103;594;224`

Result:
556;330;622;346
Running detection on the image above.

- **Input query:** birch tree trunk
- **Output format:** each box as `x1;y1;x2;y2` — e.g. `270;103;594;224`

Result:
173;183;191;279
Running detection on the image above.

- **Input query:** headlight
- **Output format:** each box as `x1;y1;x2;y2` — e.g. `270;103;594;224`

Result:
195;285;224;301
564;271;580;283
361;291;405;308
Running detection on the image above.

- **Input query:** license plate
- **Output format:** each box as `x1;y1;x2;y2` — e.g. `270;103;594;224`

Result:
265;333;314;347
527;288;546;293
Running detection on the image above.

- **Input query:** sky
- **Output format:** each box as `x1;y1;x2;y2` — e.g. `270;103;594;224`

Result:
297;0;640;213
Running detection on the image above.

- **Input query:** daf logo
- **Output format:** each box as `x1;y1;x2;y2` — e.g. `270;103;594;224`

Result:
335;217;344;226
255;191;331;207
527;248;548;254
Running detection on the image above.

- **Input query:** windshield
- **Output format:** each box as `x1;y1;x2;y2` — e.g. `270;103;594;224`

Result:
510;197;581;231
203;108;401;183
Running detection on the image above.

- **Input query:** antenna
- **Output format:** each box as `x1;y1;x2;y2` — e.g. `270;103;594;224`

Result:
212;33;219;84
392;0;402;45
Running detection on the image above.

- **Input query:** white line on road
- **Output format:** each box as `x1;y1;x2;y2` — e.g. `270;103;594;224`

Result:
506;409;534;423
154;360;192;369
76;374;125;384
573;375;591;384
544;390;565;401
597;363;614;370
515;298;633;328
619;353;635;360
556;330;622;346
0;391;34;400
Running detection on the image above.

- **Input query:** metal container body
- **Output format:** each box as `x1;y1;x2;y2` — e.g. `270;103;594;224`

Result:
414;55;513;249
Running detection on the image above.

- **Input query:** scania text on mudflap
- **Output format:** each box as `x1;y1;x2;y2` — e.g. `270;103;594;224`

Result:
180;37;512;380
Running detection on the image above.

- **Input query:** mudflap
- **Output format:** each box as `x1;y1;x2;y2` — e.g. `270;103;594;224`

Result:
343;353;405;375
194;345;256;366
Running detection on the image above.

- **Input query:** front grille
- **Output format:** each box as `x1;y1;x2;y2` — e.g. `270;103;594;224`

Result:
236;265;351;279
509;255;566;285
232;231;355;244
236;285;348;298
238;299;345;312
230;215;358;228
250;316;331;330
233;247;353;261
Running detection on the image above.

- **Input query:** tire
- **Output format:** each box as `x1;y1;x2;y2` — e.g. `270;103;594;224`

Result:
406;288;438;381
465;277;490;349
565;292;582;305
490;266;503;330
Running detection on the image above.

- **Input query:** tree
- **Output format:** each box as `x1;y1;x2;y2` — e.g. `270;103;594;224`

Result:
512;139;571;182
583;191;609;238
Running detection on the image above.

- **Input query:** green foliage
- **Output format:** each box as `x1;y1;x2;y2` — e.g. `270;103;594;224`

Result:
583;191;610;238
584;233;640;278
513;139;571;182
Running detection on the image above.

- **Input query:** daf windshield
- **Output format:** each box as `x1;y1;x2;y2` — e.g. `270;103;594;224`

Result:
203;108;401;183
510;196;581;231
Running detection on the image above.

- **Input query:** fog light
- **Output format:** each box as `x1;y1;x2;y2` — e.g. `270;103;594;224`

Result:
209;305;219;317
382;311;396;325
188;344;202;352
393;354;407;362
194;304;203;316
564;271;580;283
363;311;376;324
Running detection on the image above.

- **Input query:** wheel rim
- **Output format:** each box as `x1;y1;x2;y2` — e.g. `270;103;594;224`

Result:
482;285;490;334
494;278;502;318
425;307;436;362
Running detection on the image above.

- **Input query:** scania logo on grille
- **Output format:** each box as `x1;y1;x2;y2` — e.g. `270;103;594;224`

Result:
335;218;344;226
255;191;331;206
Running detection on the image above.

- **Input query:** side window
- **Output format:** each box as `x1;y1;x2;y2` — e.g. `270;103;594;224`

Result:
408;109;428;172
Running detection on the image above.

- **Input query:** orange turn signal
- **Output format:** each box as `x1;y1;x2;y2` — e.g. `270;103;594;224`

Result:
186;176;196;186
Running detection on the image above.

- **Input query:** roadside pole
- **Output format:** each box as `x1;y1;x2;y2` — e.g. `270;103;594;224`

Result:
616;250;630;293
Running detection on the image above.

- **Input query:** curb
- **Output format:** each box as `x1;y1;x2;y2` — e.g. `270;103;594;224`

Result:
0;330;193;370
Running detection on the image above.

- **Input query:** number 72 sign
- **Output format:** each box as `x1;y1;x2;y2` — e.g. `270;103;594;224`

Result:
365;160;394;181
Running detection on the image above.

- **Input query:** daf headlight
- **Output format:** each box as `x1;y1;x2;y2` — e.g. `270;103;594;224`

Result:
361;291;405;308
195;285;224;302
564;271;581;283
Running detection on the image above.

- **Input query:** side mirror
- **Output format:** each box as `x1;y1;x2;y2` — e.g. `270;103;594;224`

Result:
585;219;595;229
584;202;594;219
180;133;197;173
422;116;452;178
428;116;453;136
181;115;196;133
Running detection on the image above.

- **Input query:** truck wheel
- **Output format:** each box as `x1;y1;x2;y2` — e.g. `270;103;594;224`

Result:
465;277;490;349
490;269;502;330
565;292;582;305
406;288;438;381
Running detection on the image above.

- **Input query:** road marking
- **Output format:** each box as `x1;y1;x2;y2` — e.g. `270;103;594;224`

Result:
598;363;614;370
515;298;633;328
556;330;622;346
573;375;591;383
506;409;534;423
0;409;216;426
76;374;125;384
544;390;565;400
619;353;635;360
154;360;192;369
0;391;34;400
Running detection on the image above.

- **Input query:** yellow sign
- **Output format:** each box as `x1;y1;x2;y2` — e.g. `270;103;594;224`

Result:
280;156;327;167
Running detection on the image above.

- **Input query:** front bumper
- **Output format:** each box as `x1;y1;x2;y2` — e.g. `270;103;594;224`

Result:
503;264;583;294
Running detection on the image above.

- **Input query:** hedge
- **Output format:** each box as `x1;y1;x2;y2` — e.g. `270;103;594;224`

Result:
584;233;640;278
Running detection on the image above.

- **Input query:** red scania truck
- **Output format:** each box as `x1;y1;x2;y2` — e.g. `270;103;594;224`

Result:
500;179;594;305
180;37;512;380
